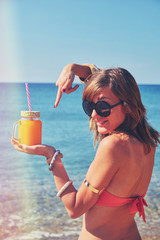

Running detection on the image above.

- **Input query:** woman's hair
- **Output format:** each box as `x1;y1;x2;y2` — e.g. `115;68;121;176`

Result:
82;68;160;152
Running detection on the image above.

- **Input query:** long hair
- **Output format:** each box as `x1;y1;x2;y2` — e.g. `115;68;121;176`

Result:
82;68;160;152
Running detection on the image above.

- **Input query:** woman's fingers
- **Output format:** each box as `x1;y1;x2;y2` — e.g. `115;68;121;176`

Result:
11;138;25;152
64;84;79;94
54;82;79;108
54;65;77;108
11;138;56;158
54;87;62;108
11;138;40;154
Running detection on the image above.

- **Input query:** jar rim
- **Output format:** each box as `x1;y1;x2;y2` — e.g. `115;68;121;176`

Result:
21;111;40;118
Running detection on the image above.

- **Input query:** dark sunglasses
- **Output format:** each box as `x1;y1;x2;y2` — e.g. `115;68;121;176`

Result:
82;99;123;117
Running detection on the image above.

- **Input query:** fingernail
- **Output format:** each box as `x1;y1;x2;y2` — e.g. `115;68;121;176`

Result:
53;105;56;108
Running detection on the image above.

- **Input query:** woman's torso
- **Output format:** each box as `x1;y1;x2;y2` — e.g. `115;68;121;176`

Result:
79;134;155;240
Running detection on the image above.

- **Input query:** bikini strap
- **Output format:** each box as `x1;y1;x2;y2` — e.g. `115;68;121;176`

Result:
130;194;148;222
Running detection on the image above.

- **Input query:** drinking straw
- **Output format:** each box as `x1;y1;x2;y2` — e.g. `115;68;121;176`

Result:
25;83;32;111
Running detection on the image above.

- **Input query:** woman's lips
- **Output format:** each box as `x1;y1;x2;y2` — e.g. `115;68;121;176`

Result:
96;119;108;127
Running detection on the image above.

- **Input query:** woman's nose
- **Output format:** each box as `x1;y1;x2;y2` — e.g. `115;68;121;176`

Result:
91;109;98;119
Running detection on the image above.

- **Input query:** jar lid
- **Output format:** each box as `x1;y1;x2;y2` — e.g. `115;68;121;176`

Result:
21;111;40;118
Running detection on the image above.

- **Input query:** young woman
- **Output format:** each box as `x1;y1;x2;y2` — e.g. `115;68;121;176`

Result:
11;63;160;240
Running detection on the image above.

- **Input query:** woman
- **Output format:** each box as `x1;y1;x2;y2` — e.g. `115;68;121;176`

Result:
11;63;160;240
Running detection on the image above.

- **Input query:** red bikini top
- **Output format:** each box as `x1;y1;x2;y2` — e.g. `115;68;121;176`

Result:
96;190;148;222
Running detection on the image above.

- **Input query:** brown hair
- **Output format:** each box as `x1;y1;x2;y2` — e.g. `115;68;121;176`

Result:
82;68;160;151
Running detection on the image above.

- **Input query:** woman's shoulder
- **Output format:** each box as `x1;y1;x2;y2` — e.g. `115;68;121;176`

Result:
99;133;133;162
100;133;129;149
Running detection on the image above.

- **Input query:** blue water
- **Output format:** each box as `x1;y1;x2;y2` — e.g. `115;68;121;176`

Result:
0;83;160;240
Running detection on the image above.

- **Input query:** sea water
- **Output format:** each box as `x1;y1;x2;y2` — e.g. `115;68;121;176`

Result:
0;83;160;240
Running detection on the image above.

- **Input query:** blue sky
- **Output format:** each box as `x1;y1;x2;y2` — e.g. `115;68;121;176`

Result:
1;0;160;84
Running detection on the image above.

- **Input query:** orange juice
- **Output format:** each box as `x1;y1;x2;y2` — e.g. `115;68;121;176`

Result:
12;111;42;146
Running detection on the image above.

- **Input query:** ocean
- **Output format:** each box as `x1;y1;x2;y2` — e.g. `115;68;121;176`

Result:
0;83;160;240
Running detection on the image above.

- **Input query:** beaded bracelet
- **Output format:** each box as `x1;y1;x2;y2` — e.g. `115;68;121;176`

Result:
57;180;73;197
49;150;61;171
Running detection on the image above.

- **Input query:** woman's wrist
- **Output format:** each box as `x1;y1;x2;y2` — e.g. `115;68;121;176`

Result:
70;63;92;79
45;146;56;159
46;149;63;170
48;150;62;171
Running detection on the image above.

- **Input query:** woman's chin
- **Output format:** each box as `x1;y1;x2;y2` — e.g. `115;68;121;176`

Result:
97;126;110;135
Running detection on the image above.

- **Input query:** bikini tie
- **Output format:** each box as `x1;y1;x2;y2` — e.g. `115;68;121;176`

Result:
130;194;148;222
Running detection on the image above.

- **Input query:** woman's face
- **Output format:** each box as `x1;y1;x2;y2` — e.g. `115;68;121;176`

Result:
91;87;126;134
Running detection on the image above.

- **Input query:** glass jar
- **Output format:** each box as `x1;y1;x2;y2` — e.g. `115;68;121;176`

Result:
12;111;42;146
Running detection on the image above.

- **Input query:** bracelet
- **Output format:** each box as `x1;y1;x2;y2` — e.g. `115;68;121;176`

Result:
84;178;100;194
49;150;61;171
57;180;73;197
79;64;100;84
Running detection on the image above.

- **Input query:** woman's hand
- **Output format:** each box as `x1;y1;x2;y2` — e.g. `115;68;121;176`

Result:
54;64;79;108
10;138;59;164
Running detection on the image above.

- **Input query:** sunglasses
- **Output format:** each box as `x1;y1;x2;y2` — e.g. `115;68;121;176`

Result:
82;100;123;117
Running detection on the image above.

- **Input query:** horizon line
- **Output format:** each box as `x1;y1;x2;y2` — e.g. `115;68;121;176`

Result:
0;82;160;86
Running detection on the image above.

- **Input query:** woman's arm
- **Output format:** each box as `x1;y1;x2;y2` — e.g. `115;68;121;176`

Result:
11;136;120;219
51;137;120;219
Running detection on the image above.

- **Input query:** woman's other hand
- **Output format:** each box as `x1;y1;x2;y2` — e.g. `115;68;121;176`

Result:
54;64;79;108
10;138;57;160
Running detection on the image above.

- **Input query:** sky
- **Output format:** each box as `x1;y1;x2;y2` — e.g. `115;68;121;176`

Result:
0;0;160;84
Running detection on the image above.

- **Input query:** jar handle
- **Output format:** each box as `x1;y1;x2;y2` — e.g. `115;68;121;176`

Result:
12;121;19;142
